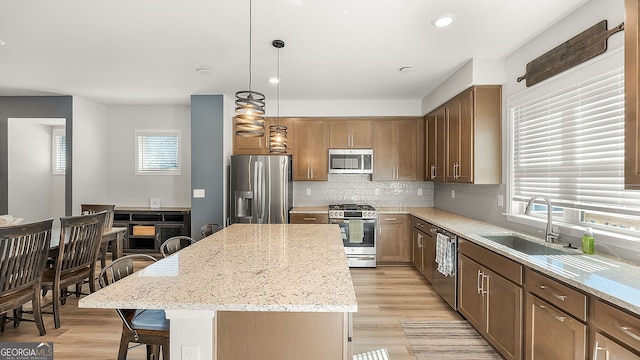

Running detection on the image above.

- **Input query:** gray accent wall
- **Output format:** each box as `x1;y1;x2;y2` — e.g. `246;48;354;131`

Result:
190;95;224;238
0;96;73;216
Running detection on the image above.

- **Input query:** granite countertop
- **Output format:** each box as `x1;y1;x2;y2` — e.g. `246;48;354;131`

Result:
79;224;357;313
290;206;329;214
403;207;640;316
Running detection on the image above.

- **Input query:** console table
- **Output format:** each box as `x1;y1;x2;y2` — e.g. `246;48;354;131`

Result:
113;207;191;255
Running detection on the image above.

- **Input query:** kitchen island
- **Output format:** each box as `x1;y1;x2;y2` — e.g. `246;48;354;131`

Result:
79;224;358;360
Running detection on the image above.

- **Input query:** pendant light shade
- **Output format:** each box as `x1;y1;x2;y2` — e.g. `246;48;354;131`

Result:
269;39;287;153
235;0;265;137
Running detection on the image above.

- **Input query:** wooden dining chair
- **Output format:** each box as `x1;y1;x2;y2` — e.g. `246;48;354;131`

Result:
81;204;115;269
0;219;53;336
41;211;106;329
99;254;169;360
200;223;223;239
160;236;196;257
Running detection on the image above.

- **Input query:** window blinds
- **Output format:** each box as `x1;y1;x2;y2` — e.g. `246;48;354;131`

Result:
53;130;66;174
137;134;179;172
509;49;640;216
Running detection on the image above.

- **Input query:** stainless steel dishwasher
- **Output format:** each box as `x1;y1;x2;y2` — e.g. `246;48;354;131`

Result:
431;227;458;311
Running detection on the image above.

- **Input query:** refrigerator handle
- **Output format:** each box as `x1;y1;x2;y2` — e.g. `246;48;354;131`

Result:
259;160;267;223
254;160;261;222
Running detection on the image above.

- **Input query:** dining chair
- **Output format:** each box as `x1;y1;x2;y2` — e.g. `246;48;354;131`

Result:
0;219;53;336
41;211;106;329
160;236;196;257
81;204;115;269
99;254;169;360
200;223;223;239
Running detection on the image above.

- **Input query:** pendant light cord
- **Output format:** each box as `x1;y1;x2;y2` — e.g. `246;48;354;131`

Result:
277;45;280;124
249;0;253;91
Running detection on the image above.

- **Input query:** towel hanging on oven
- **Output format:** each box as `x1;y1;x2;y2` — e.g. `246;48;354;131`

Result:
435;232;455;276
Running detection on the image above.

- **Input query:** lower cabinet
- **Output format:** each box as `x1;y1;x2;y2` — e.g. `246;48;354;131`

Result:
411;216;435;282
524;268;588;360
593;299;640;360
289;213;328;224
458;240;523;360
377;214;410;263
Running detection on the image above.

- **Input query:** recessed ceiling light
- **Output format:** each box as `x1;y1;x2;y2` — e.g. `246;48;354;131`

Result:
196;66;212;75
399;66;415;73
0;40;5;46
432;15;454;28
269;77;279;84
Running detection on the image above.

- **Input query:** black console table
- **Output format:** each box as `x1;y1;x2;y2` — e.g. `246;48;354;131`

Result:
113;207;191;255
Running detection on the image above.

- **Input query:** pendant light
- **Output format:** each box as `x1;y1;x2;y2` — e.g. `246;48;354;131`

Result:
235;0;265;137
269;39;287;153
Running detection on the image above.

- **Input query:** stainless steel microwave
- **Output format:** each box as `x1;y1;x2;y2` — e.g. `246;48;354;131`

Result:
328;149;373;174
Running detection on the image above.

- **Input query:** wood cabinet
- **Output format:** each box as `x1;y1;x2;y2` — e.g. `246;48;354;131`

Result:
424;107;446;181
626;0;640;188
113;207;191;255
233;117;294;155
593;299;640;359
458;239;523;360
424;85;501;184
329;119;372;148
373;118;422;181
376;214;410;263
293;119;328;181
289;213;328;224
411;216;435;282
524;268;588;360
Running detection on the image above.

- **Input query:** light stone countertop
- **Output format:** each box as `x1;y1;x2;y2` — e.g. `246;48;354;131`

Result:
290;206;329;214
399;207;640;316
79;224;357;313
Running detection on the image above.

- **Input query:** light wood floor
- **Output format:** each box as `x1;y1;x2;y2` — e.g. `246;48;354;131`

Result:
0;264;460;359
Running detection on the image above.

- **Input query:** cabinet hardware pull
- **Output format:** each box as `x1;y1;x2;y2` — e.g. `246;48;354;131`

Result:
417;233;423;248
481;273;487;295
477;270;483;294
620;326;640;342
537;304;565;322
307;166;310;179
538;285;567;301
302;217;316;221
430;228;437;233
431;165;436;179
310;167;314;179
385;218;397;221
593;341;605;360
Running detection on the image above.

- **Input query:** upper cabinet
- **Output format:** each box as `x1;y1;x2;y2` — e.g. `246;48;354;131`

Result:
293;118;328;181
373;118;423;181
329;119;373;148
233;117;294;155
424;85;502;184
626;0;640;188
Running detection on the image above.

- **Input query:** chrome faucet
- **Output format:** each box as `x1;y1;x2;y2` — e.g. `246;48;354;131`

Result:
525;196;560;243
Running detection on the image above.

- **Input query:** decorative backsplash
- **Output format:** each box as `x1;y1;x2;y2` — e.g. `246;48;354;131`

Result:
293;174;434;207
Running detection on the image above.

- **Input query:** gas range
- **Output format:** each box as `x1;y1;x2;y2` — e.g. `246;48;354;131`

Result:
328;204;377;219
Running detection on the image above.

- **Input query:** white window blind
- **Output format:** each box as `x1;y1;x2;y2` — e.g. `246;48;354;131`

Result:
135;130;180;175
509;49;640;219
52;128;66;175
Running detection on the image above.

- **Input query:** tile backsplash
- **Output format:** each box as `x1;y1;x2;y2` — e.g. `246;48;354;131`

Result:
293;174;434;207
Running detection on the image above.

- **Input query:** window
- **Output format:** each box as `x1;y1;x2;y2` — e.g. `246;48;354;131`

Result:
135;130;181;175
52;128;66;175
508;49;640;237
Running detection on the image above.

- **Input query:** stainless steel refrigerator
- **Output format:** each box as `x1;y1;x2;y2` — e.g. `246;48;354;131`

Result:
229;155;293;224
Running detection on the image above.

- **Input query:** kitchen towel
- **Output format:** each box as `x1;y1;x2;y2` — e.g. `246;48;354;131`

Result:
436;233;454;276
349;220;364;243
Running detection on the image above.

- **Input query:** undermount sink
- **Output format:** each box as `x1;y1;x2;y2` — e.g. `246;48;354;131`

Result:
480;235;575;256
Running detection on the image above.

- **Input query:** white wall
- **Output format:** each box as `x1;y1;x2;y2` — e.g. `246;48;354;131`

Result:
72;97;109;214
7;120;61;222
107;105;191;207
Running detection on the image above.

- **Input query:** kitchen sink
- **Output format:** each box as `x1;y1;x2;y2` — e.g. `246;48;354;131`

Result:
480;235;576;256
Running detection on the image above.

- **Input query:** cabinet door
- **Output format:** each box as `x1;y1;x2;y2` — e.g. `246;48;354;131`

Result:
289;213;328;224
485;267;522;360
421;227;435;283
525;294;586;360
626;0;640;188
377;215;409;263
456;89;474;183
411;228;424;274
373;120;395;180
458;254;484;331
234;117;266;154
425;108;446;182
293;119;328;181
394;119;418;180
349;119;373;148
155;223;185;250
329;120;351;148
445;97;462;182
594;332;640;360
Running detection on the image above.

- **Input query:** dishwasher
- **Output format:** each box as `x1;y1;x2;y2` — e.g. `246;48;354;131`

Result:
432;227;458;311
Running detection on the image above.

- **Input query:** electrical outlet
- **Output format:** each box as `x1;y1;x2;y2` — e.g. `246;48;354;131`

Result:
375;188;380;196
182;345;200;360
450;190;456;199
497;194;504;207
418;188;423;196
306;188;311;196
193;189;205;198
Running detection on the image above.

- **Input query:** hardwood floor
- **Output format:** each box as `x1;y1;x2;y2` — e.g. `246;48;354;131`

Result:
0;264;460;359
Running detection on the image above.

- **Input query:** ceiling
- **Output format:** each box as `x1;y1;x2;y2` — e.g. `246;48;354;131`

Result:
0;0;588;106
